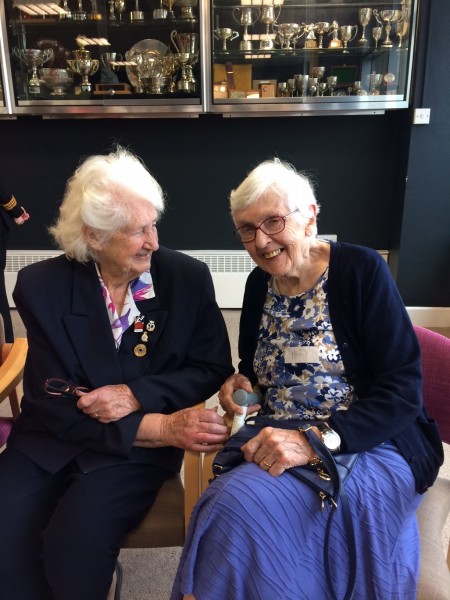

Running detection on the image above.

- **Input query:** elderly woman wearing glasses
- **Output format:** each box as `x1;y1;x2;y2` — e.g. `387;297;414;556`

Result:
0;146;233;600
171;158;442;600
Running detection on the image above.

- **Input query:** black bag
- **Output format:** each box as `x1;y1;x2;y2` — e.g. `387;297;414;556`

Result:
213;417;359;600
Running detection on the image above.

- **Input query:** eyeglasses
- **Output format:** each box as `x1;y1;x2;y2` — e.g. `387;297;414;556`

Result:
43;378;90;399
233;209;299;243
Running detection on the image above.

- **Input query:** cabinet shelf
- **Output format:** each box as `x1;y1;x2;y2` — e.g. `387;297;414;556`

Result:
0;0;416;117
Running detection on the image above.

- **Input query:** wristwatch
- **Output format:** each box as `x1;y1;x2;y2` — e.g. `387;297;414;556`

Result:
316;422;341;453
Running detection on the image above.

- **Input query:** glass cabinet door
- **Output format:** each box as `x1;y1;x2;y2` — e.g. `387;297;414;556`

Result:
207;0;415;115
1;0;202;115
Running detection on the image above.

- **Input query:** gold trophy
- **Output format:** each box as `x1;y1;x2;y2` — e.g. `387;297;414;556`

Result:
67;49;99;92
328;21;343;49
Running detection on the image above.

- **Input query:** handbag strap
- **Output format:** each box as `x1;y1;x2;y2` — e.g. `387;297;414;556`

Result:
299;424;357;600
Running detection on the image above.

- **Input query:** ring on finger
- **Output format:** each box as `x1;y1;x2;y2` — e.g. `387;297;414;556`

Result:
262;459;273;469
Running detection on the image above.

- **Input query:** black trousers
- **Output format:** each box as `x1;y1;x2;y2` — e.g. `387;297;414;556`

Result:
0;447;170;600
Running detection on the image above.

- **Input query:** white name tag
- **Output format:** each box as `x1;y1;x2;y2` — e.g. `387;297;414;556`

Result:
284;346;320;364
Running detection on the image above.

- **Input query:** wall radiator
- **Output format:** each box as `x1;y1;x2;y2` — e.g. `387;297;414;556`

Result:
6;248;450;327
5;249;257;309
5;237;343;309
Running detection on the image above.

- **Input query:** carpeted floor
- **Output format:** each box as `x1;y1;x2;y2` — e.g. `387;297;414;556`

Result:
1;309;449;599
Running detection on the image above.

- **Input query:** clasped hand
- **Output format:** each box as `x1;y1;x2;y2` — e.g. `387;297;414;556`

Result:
76;384;141;423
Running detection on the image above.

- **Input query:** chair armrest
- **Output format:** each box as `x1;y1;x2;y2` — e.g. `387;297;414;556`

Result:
0;338;28;418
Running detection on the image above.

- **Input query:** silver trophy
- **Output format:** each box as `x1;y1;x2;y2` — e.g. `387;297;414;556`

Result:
261;5;281;49
373;9;403;48
303;23;318;49
100;52;122;83
67;49;99;92
274;23;302;50
130;0;144;20
13;48;54;94
316;22;331;49
170;31;198;92
372;26;383;50
213;28;239;51
358;9;372;45
72;0;87;20
394;14;410;49
175;0;197;21
40;68;74;96
232;6;260;51
340;25;358;53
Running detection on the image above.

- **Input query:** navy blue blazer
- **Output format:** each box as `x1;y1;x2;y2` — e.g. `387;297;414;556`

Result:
9;246;233;474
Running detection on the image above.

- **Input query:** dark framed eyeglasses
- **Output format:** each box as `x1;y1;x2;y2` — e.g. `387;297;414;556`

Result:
43;378;90;399
233;209;299;243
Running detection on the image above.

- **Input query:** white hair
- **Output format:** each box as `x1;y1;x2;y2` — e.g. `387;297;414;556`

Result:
229;158;320;234
49;146;165;262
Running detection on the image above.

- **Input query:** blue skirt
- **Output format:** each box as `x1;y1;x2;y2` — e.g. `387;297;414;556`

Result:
171;443;422;600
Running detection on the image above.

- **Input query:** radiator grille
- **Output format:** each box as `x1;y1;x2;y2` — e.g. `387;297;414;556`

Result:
6;250;255;273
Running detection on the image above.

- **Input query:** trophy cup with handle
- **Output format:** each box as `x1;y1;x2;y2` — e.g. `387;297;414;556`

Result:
261;5;281;49
358;8;372;45
214;28;239;51
340;25;358;53
315;22;330;49
394;13;410;49
67;49;99;92
171;31;198;92
232;6;260;51
373;9;403;48
274;23;302;50
13;48;54;94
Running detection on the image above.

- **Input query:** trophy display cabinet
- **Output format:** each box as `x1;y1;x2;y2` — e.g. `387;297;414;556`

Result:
0;0;416;116
206;0;416;115
0;0;202;115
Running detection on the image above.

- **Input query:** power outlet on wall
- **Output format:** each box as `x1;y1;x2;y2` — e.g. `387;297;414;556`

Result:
413;108;431;124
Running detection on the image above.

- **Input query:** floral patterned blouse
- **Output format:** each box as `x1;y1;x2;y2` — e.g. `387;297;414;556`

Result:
95;264;155;349
254;267;357;420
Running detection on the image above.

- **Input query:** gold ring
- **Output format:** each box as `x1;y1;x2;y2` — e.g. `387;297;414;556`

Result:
262;459;273;469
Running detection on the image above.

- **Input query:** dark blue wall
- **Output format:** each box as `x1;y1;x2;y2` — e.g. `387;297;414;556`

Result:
0;0;448;306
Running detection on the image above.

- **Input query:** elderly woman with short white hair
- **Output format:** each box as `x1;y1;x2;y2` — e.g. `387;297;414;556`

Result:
0;146;233;600
172;158;442;600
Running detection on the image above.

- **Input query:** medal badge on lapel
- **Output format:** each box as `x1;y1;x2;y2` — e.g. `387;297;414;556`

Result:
133;316;156;357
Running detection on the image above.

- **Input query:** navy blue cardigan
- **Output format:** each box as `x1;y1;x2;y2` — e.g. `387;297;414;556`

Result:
238;242;443;493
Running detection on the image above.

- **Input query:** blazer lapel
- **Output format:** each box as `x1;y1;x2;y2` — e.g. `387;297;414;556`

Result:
62;262;122;388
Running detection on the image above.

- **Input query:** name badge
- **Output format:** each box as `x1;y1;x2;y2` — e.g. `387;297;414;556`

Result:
284;346;320;364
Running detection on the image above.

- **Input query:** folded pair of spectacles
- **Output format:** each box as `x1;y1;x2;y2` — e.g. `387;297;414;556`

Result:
43;378;90;399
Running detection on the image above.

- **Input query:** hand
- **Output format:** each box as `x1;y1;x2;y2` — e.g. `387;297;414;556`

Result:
76;384;141;423
242;426;318;477
218;374;262;420
134;407;230;451
14;208;30;225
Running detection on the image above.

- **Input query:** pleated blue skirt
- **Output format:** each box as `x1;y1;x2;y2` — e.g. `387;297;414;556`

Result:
171;443;422;600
